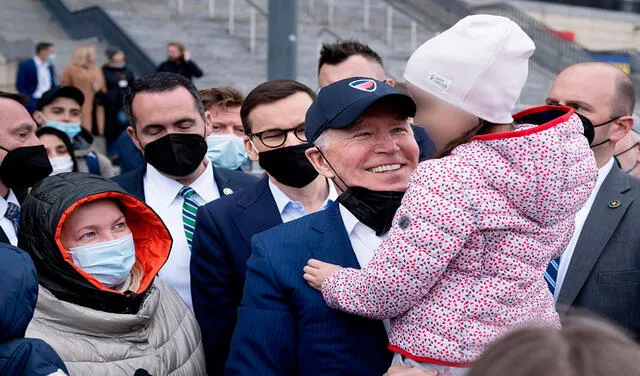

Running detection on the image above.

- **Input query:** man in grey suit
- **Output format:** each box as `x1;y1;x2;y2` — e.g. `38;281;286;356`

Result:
546;62;640;337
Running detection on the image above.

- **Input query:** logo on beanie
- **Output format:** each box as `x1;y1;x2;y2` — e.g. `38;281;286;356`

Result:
349;79;377;92
427;72;452;92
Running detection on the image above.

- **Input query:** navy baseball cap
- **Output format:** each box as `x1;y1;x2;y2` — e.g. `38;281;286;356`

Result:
305;77;416;144
36;86;85;111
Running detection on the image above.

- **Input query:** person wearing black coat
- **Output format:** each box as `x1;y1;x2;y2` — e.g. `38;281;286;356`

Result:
156;42;203;81
0;243;68;376
102;47;136;157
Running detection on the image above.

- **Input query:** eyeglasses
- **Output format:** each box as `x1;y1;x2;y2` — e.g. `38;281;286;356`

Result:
248;124;307;148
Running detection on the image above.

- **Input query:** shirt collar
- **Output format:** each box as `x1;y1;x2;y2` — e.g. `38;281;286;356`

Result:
33;56;48;68
339;203;359;236
0;190;18;216
595;158;615;193
145;161;215;207
268;178;338;216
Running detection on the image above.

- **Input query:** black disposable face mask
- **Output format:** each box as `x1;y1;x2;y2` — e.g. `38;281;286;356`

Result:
258;144;319;188
142;133;207;177
577;114;621;148
0;145;52;188
317;148;404;236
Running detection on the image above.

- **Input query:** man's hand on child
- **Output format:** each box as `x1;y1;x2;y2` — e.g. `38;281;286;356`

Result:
303;259;343;291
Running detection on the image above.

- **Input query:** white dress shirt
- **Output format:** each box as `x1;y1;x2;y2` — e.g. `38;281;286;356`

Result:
32;56;52;99
339;204;391;333
268;179;338;223
143;162;219;310
0;190;19;246
554;158;614;301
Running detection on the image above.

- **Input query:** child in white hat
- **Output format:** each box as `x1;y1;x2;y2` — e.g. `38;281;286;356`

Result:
304;15;598;375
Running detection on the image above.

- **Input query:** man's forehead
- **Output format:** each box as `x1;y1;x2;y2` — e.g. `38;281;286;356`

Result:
0;98;34;128
46;97;81;110
321;55;385;80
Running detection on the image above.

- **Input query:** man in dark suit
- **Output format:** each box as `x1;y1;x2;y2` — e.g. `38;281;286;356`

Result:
546;62;640;337
317;40;435;161
226;78;420;375
191;80;338;374
113;73;257;309
0;92;52;245
16;42;56;113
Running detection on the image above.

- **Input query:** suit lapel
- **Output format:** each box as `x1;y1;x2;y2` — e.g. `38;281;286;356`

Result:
308;203;361;269
213;166;231;196
558;166;633;306
233;178;283;248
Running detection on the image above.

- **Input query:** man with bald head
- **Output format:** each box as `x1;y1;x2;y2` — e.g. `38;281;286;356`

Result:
0;92;52;245
545;62;640;337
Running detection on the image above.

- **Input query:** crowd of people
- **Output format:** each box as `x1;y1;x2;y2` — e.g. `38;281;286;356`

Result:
1;13;640;376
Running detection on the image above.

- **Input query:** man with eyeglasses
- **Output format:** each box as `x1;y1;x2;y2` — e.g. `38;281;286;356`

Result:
190;79;337;375
545;62;640;338
614;122;640;179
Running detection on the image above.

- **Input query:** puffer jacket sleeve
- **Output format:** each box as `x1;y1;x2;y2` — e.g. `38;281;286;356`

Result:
322;159;477;319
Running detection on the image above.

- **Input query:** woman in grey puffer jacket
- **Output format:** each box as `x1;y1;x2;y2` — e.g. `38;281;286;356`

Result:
20;172;206;376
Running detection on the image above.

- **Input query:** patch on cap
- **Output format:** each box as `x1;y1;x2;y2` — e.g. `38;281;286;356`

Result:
427;72;452;92
349;79;377;92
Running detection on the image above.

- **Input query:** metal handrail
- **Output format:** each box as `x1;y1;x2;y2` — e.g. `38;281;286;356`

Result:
40;0;156;75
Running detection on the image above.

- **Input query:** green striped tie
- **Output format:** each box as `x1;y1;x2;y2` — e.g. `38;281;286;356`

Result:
179;186;200;250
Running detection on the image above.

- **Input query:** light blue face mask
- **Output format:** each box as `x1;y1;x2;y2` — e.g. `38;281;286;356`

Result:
47;53;56;63
69;233;136;287
45;120;82;139
206;134;248;170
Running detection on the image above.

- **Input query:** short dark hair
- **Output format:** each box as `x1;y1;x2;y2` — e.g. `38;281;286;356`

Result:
200;87;245;112
0;91;27;107
613;72;636;116
318;40;384;73
240;80;316;134
36;42;53;54
36;126;78;172
123;72;205;132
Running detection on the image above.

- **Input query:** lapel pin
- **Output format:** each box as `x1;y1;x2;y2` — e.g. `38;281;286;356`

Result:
223;188;234;196
608;200;621;208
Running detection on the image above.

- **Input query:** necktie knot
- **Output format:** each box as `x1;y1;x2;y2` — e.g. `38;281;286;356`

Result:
179;186;195;199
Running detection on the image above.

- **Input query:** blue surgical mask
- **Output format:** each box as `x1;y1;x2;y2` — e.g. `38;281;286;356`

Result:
69;233;136;287
46;120;82;139
206;134;248;170
47;53;56;63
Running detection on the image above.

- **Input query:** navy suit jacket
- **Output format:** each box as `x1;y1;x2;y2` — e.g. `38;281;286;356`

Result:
16;59;55;110
411;125;435;162
226;203;391;376
112;164;258;202
191;177;283;375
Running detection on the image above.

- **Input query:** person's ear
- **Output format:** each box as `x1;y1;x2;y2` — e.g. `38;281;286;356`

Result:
127;126;144;153
244;137;259;162
32;111;45;126
611;115;634;143
384;78;396;87
204;111;213;137
305;147;335;180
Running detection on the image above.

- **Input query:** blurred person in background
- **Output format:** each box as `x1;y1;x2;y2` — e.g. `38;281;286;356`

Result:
200;87;248;171
318;40;434;161
157;42;204;81
36;126;78;175
16;42;56;113
33;86;114;177
614;122;640;179
102;46;135;159
0;243;68;376
466;316;640;376
21;173;206;376
61;45;106;139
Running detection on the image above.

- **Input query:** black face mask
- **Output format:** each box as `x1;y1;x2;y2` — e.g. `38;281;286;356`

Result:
0;145;52;188
258;144;319;188
316;148;405;235
142;133;207;177
577;114;622;148
338;187;404;236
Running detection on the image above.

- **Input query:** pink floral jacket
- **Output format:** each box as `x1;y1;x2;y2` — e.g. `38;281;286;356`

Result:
322;106;598;365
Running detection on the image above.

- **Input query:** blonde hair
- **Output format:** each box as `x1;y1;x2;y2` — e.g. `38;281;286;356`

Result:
468;316;640;376
72;45;96;68
127;262;144;292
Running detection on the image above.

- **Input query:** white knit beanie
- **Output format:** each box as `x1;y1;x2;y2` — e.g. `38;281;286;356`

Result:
404;15;535;124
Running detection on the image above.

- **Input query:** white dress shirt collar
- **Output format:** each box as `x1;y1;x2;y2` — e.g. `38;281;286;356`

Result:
268;178;338;217
145;161;218;206
0;190;20;246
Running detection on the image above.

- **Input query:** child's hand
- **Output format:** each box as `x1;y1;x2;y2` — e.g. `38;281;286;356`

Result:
384;366;438;376
303;259;343;291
